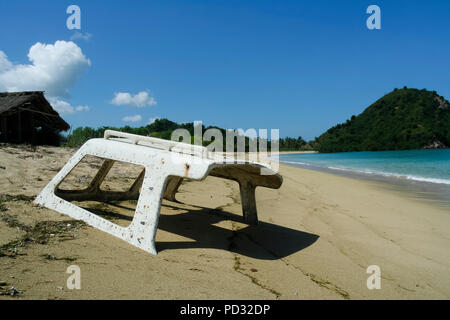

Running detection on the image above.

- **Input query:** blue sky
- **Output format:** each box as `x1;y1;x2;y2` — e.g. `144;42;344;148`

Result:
1;0;449;140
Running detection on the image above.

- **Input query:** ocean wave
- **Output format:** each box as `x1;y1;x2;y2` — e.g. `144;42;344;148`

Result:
281;160;312;166
280;160;450;185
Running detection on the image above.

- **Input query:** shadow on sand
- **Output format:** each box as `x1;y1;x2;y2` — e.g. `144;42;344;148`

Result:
90;201;319;260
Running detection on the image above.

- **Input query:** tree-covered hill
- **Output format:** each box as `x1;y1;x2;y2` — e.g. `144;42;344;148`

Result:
314;88;450;153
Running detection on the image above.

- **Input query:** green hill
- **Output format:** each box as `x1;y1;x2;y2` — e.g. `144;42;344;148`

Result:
314;88;450;153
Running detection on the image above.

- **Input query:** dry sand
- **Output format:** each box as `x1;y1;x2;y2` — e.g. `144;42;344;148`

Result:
0;145;449;299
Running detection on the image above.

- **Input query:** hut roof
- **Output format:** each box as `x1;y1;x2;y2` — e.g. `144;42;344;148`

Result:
0;91;70;131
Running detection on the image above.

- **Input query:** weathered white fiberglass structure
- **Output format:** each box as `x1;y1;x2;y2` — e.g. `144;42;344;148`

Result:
35;130;283;255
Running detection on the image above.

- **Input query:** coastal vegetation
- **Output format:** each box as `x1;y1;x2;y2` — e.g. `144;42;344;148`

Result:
64;118;312;152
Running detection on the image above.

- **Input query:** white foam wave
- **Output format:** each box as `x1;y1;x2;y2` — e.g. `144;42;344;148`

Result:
280;160;450;185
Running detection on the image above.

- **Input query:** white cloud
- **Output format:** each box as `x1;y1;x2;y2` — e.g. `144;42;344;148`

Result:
149;117;160;124
48;99;74;115
75;105;90;112
0;51;12;72
70;31;93;42
111;91;157;107
122;114;142;123
0;40;91;98
48;98;90;115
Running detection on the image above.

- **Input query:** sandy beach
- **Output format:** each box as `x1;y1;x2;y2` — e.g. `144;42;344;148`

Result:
1;145;450;299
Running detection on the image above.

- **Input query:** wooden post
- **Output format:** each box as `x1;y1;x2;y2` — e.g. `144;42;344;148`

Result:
30;109;35;144
0;116;6;141
18;108;22;143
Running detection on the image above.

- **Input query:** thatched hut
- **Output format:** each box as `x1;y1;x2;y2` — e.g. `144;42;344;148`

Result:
0;91;69;145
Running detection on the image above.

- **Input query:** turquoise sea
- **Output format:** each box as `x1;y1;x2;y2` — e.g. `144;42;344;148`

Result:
279;149;450;207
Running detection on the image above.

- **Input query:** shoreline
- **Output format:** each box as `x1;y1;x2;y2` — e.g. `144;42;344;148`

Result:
279;160;450;209
278;151;318;154
279;150;450;209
